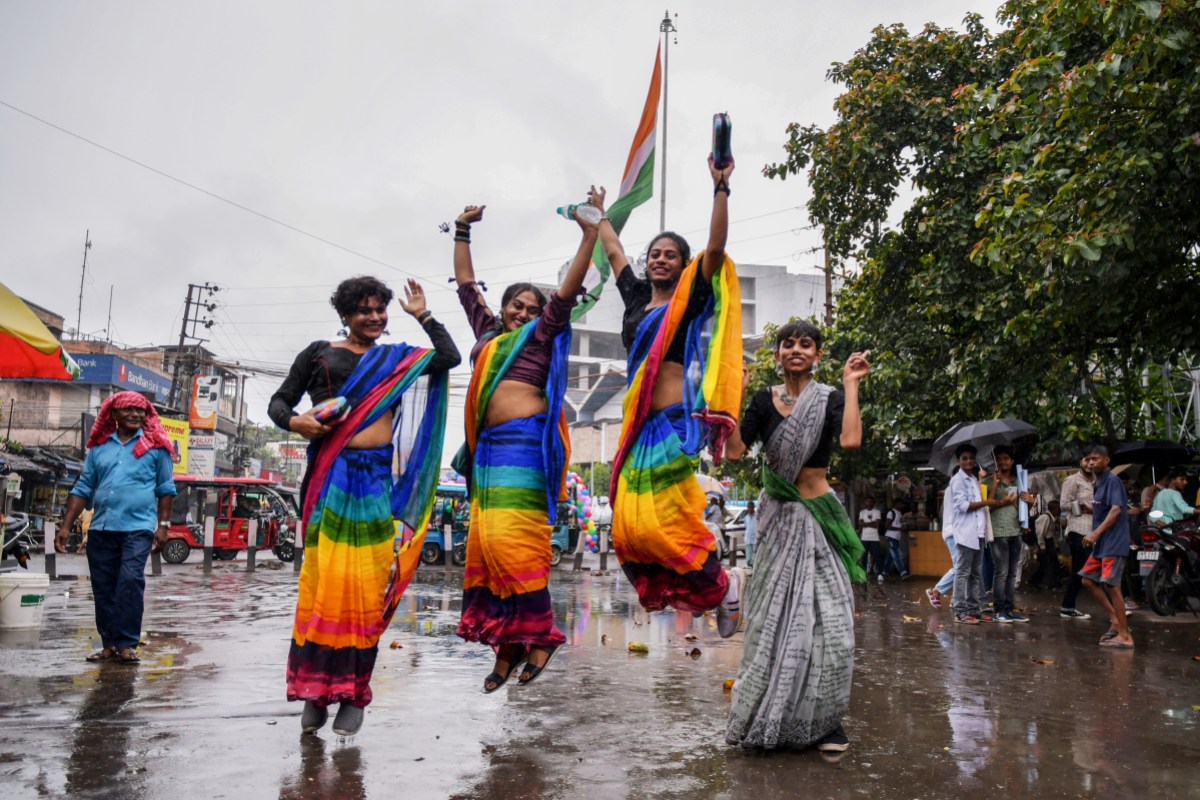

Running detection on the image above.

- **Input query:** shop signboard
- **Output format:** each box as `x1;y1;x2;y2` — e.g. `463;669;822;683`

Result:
68;353;171;402
189;375;221;430
159;418;190;475
188;447;215;478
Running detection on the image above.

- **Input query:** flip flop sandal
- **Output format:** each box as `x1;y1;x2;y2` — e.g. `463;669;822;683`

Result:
117;648;141;664
518;645;560;687
1100;631;1119;643
482;645;527;694
85;648;117;663
1099;639;1134;650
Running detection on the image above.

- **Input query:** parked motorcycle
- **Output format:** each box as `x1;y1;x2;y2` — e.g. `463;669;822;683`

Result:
1;512;33;569
1141;510;1200;616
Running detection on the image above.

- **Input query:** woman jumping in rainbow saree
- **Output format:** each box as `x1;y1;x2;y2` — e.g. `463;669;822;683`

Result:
268;277;460;736
591;155;745;637
451;199;599;692
723;321;869;753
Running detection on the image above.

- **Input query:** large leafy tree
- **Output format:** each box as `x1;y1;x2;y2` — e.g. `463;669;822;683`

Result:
767;1;1200;451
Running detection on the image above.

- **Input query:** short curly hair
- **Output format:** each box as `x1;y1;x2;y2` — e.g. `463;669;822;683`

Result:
330;276;393;319
774;320;824;351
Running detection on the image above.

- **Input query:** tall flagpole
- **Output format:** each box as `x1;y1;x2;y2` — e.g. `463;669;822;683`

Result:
659;10;677;232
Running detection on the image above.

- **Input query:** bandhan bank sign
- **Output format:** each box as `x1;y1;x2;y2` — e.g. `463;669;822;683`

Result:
69;354;170;402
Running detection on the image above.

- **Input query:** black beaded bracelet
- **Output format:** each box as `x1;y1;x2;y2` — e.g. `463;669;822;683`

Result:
417;310;433;324
714;179;731;197
454;234;471;243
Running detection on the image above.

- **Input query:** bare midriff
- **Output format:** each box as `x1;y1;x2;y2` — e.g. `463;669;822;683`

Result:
795;466;832;500
484;380;548;428
347;411;393;449
649;362;685;411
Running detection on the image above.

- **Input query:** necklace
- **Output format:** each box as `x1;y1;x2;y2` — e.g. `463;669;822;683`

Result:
777;385;798;406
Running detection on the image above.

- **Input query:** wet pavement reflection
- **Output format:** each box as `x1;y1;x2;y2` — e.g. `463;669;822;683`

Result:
1;555;1198;799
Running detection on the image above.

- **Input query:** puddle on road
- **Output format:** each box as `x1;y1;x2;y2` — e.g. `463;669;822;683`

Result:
0;563;1198;799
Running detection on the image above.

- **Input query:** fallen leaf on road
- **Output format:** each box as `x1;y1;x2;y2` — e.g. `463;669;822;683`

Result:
902;615;921;623
600;634;607;645
628;642;649;654
389;641;402;649
685;634;698;642
688;647;702;660
723;679;735;692
1030;657;1056;665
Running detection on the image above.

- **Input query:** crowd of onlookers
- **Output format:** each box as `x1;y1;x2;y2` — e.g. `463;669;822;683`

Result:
851;446;1198;638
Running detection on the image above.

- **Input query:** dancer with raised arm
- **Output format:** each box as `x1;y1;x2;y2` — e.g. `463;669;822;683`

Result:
592;155;745;636
724;321;869;753
451;200;599;691
269;277;460;736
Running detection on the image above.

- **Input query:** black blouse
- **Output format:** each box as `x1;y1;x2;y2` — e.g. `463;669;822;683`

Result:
616;264;714;364
267;320;460;431
739;387;844;469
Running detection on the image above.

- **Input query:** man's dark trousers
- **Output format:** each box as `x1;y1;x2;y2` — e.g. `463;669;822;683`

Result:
86;530;153;650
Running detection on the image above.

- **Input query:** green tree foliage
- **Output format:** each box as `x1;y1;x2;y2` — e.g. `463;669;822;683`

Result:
766;1;1200;450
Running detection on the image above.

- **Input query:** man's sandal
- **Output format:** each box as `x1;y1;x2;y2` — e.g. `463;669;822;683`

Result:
85;647;118;663
482;644;527;694
117;647;141;664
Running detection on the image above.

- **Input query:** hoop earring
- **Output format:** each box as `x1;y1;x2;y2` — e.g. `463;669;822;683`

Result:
337;319;348;337
381;329;390;336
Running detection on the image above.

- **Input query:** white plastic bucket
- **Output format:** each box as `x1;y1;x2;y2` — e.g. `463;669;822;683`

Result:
0;572;49;629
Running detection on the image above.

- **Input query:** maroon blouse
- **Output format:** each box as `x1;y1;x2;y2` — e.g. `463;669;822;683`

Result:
457;282;575;388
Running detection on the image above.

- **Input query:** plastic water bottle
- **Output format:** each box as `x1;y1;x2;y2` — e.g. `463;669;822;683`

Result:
556;203;603;224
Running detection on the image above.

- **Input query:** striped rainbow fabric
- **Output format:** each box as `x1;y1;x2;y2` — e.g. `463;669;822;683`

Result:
287;343;448;707
610;251;743;493
609;251;742;612
457;319;571;647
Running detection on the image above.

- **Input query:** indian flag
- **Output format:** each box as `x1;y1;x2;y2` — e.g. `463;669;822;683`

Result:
572;44;662;321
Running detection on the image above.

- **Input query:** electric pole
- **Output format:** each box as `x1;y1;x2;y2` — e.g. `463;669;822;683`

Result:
168;283;220;412
823;233;834;326
75;231;92;338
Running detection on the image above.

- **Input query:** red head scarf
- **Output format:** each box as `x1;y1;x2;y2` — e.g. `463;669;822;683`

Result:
87;391;174;458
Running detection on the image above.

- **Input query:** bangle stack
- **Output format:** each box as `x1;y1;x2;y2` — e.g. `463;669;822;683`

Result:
417;310;433;325
454;221;471;244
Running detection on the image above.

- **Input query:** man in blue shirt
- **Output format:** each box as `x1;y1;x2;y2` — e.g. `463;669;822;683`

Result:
55;391;176;664
1150;467;1198;524
1078;444;1133;649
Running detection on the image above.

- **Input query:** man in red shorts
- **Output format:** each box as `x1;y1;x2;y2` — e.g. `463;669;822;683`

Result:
1079;444;1134;649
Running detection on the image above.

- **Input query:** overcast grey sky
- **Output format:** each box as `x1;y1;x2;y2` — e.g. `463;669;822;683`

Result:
1;1;992;447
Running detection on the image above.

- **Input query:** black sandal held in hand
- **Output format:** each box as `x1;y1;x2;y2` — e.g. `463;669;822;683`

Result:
518;645;560;686
482;644;527;694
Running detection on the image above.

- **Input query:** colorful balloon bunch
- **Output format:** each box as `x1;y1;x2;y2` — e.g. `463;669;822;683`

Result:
565;471;602;552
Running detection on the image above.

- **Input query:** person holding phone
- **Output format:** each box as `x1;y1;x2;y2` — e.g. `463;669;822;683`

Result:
590;154;745;637
451;199;598;691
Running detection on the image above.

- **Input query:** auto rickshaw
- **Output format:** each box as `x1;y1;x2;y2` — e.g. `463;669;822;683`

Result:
163;476;299;564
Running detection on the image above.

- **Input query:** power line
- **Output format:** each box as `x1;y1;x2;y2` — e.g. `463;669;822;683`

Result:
0;98;422;281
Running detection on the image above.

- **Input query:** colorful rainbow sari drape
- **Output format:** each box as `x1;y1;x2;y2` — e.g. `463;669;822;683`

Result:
610;252;742;612
456;319;573;652
456;320;570;648
287;343;448;708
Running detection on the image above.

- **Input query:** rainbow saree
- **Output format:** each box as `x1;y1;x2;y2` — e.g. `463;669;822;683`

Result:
610;251;742;612
286;343;448;708
456;320;570;648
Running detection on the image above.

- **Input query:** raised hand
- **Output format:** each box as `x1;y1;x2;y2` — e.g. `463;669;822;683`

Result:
588;185;607;215
457;205;486;225
398;278;428;317
843;350;871;384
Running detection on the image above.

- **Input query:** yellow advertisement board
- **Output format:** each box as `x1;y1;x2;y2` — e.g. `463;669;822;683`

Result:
159;417;190;475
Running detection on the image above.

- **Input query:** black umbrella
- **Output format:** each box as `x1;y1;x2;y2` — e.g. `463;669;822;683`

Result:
929;418;1037;475
1111;440;1193;466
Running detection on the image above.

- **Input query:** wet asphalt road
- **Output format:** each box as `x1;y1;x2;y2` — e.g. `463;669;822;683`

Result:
1;553;1198;800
